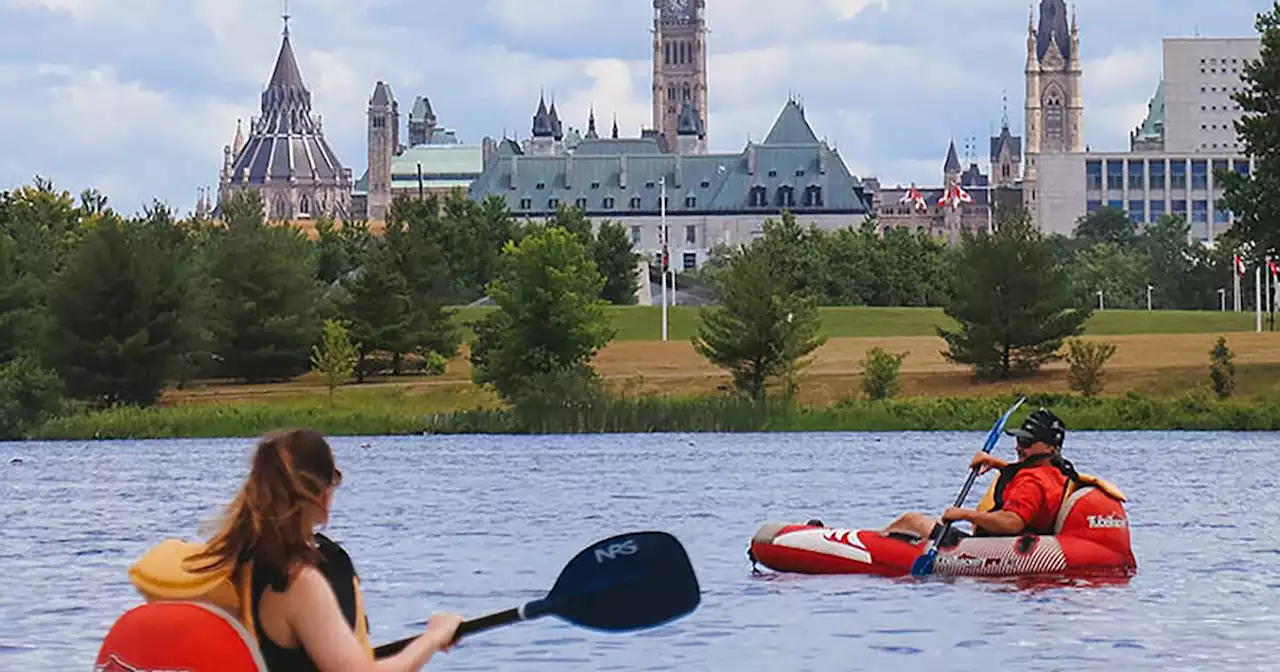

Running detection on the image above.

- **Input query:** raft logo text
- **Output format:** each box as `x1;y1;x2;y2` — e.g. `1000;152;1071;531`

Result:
96;654;191;672
594;539;638;562
1086;514;1126;529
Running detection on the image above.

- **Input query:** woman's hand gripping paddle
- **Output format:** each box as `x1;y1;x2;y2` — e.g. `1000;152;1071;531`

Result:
909;396;1027;578
373;530;701;657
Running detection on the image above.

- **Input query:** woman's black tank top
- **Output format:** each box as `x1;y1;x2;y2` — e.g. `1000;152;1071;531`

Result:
251;563;320;672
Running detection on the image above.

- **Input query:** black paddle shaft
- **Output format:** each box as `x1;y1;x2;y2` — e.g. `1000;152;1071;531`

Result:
933;465;981;543
373;608;521;658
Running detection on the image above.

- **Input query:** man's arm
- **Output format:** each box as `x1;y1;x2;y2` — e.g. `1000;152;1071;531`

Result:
942;508;1026;535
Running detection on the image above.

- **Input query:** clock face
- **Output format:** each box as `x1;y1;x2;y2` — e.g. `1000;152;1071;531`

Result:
668;0;688;12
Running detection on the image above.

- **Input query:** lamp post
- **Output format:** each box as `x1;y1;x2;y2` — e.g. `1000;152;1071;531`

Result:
1096;290;1104;311
1147;284;1153;312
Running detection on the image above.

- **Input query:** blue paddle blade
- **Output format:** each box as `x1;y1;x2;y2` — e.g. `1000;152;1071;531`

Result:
542;531;701;632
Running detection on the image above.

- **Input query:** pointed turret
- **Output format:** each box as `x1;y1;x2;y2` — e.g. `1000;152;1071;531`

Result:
548;97;564;140
1035;0;1070;66
532;94;554;138
611;115;619;139
944;140;961;175
233;118;245;157
219;12;351;221
586;106;599;139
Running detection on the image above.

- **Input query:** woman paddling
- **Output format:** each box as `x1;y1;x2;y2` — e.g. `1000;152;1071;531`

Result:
188;427;462;672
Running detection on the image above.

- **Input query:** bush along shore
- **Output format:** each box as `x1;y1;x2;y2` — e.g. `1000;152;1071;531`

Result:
25;390;1280;440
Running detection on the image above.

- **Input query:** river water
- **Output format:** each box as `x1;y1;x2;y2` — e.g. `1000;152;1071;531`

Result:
1;431;1277;671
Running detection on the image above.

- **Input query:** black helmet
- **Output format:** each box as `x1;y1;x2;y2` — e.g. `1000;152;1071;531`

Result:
1005;408;1066;447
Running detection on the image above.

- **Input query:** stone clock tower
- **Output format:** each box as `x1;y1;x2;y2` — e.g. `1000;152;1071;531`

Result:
652;0;707;153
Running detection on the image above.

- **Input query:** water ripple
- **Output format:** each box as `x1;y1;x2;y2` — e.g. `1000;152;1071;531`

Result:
2;431;1279;671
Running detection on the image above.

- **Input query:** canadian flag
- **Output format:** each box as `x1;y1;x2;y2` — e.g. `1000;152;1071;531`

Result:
898;184;927;212
1234;254;1246;277
938;183;973;210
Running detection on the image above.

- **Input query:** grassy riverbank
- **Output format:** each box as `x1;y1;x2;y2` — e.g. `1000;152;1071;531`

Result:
18;310;1280;440
27;388;1280;439
452;306;1262;341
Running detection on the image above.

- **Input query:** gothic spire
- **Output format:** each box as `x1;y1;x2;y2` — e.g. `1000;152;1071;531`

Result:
611;114;619;139
532;92;553;137
586;105;598;139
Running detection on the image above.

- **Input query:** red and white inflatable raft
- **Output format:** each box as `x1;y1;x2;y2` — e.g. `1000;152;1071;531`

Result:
750;484;1136;578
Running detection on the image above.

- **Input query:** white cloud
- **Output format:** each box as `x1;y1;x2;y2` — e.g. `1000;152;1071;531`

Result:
0;0;1272;213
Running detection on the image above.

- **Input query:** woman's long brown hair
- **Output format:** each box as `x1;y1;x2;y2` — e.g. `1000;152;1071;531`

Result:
188;427;340;588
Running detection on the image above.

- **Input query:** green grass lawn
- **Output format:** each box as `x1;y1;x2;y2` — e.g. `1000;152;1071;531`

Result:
450;305;1262;341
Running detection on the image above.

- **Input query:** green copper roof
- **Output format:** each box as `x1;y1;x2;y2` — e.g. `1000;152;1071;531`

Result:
352;144;484;195
1134;80;1165;141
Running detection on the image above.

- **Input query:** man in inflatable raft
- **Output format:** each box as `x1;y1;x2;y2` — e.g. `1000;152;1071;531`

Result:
881;408;1126;546
96;428;464;672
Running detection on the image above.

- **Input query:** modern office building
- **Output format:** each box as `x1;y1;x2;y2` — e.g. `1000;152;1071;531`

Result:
1033;34;1260;241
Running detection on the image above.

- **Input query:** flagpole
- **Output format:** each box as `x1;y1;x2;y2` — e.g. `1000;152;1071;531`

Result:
660;176;668;342
1257;265;1263;333
987;184;993;235
1234;255;1242;312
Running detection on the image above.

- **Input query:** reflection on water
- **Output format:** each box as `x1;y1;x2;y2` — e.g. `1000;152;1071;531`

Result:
1;430;1279;671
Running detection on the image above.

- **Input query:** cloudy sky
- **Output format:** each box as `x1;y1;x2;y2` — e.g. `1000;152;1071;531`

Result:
0;0;1273;216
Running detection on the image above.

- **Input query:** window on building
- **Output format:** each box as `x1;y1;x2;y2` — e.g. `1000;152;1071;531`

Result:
519;198;531;209
630;225;641;245
1127;160;1144;191
1215;207;1230;224
1172;199;1187;217
749;186;767;207
1191;160;1208;189
1108;199;1123;211
548;198;559;208
1106;161;1123;191
575;197;587;209
603;196;615;209
1129;200;1145;223
1150;199;1166;221
1044;89;1065;147
1086;160;1102;190
776;186;795;208
685;225;696;244
659;196;669;209
1234;159;1250;176
1149;160;1165;192
645;181;655;188
700;180;711;188
1192;200;1208;223
1086;200;1101;214
535;182;545;189
768;170;777;177
630;196;642;208
804;186;823;207
1171;162;1187;190
684;196;696;208
590;181;600;189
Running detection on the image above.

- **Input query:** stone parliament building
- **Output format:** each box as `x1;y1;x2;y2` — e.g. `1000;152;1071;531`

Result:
211;0;1253;264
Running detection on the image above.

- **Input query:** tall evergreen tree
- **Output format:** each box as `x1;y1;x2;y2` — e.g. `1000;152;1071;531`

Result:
45;211;196;406
206;190;323;382
939;206;1092;380
593;221;641;305
1218;3;1280;257
381;196;460;370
